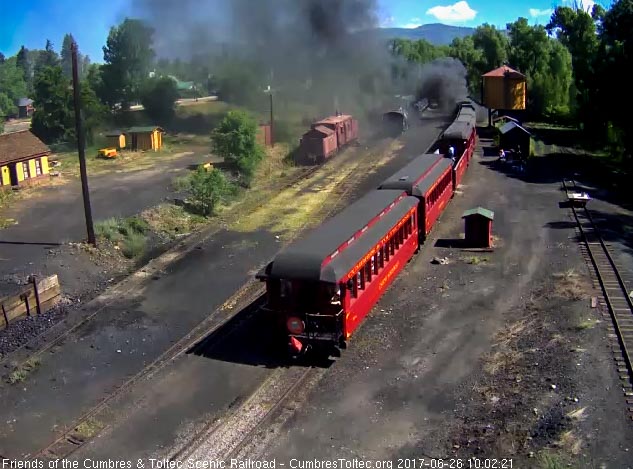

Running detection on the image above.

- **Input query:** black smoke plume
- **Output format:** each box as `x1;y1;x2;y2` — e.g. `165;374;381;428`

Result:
131;0;399;119
415;58;469;111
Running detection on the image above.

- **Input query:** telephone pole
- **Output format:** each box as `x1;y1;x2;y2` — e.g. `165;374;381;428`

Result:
71;41;96;246
269;89;274;148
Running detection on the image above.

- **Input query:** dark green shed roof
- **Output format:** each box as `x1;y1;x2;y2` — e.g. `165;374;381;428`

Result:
126;126;164;133
462;207;494;220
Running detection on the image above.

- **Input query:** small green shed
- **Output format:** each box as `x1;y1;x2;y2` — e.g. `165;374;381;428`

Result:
463;207;495;248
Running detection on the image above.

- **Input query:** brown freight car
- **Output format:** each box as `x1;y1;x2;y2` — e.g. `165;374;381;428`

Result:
296;114;359;164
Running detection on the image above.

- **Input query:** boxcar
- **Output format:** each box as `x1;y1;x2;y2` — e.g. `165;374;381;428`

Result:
257;190;419;354
378;155;453;237
314;114;358;149
298;126;338;163
297;114;359;164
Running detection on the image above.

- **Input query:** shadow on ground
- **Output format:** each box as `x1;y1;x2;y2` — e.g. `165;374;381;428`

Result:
187;295;335;369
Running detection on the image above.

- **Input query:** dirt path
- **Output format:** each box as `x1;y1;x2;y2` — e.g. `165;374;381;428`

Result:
0;115;448;458
0;151;210;298
237;137;633;467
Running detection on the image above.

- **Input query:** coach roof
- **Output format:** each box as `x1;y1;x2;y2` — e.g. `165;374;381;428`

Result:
257;190;416;283
442;121;474;140
378;154;447;197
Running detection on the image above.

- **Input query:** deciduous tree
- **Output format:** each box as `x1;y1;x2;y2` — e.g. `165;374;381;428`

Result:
0;57;28;118
140;76;179;125
211;110;264;186
100;18;155;109
31;66;73;143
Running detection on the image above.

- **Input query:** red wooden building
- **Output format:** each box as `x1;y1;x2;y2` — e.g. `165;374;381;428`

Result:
462;207;494;248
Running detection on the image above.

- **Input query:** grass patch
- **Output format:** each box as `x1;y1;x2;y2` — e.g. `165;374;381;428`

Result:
74;418;105;439
95;216;150;259
7;357;41;384
536;451;570;469
464;255;488;265
552;269;588;301
575;318;598;331
0;217;17;229
141;204;206;238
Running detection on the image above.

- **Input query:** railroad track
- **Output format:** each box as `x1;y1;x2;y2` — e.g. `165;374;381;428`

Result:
563;179;633;420
18;139;395;461
0;164;321;372
168;365;322;462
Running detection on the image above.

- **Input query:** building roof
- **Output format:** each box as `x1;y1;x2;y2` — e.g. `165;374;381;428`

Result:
315;115;353;126
0;130;51;165
126;126;164;133
482;65;526;79
17;98;34;107
257;190;413;283
499;121;531;136
462;207;494;220
442;121;474;140
493;115;520;125
378;154;451;197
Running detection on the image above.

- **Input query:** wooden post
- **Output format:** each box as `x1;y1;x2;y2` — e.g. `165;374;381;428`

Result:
71;40;96;246
22;293;31;317
2;304;8;327
31;276;42;315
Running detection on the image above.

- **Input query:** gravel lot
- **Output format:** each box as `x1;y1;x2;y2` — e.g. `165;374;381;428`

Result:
251;134;633;468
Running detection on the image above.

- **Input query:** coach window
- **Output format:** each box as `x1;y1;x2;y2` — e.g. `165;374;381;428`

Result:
365;261;372;283
373;254;379;274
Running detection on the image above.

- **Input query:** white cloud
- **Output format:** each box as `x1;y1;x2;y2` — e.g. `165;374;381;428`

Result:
580;0;595;13
529;8;554;17
426;1;477;22
380;15;395;27
560;0;595;12
400;17;423;28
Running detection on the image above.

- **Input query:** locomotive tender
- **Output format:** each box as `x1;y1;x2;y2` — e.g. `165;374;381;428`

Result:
258;102;478;355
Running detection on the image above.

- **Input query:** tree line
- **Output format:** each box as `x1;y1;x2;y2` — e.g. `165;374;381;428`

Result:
0;20;183;141
390;0;633;165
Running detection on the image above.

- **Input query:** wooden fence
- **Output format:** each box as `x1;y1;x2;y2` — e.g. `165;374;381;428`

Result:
1;275;61;329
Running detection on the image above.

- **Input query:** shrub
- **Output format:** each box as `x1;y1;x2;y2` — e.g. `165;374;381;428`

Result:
186;167;235;216
95;216;149;258
121;232;147;259
212;110;265;186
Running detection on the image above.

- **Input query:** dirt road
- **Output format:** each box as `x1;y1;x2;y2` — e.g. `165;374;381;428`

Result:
233;137;633;467
0;151;210;297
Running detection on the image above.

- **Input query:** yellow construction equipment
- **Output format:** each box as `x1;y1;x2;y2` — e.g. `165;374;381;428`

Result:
98;148;118;159
200;162;214;171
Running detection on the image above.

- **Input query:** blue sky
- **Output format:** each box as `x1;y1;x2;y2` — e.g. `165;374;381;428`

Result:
1;0;598;62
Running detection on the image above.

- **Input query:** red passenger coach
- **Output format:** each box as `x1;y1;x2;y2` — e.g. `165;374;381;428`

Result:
438;121;476;187
378;154;453;237
257;190;419;354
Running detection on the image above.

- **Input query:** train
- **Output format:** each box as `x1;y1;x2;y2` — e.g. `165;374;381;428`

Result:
295;113;359;164
258;101;478;356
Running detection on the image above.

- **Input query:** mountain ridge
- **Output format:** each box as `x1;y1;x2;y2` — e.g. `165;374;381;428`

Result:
377;23;475;44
